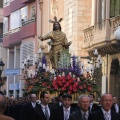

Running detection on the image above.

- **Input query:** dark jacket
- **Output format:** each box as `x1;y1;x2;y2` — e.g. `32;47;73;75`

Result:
51;106;76;120
69;109;87;120
88;109;120;120
20;102;38;120
34;104;53;120
89;103;99;112
111;104;120;113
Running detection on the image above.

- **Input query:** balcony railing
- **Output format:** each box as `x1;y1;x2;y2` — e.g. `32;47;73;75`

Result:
4;1;10;7
94;20;106;32
22;17;36;26
110;16;120;34
83;26;94;43
83;19;112;49
9;27;21;34
3;32;9;37
83;16;120;55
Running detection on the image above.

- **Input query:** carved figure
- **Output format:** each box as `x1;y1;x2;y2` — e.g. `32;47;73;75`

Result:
38;16;71;68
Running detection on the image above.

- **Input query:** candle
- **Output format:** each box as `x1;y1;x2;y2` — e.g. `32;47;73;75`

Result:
39;62;42;67
46;66;49;72
94;49;98;55
62;72;65;76
22;63;24;69
38;48;42;54
51;69;55;74
43;64;46;69
27;55;30;60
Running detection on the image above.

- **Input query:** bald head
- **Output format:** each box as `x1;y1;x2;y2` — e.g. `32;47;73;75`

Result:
101;94;113;101
0;94;6;113
100;93;113;111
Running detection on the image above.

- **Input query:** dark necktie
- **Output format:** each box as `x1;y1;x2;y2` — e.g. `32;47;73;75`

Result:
83;113;86;120
45;107;49;120
64;109;68;120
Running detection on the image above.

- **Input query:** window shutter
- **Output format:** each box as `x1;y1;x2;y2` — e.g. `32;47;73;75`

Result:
21;41;34;65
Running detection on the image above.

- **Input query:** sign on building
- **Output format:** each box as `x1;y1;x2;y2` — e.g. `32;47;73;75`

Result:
4;69;20;75
9;84;20;90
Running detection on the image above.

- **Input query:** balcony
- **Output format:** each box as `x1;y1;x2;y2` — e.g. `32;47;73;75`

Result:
4;3;10;16
3;32;10;47
10;0;25;13
3;27;21;47
4;0;25;17
83;16;120;56
9;27;21;45
3;17;36;47
0;8;3;21
21;0;36;4
21;17;36;39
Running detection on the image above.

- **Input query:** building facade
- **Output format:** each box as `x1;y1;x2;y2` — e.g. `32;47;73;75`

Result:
0;0;7;94
3;0;95;98
3;0;37;97
83;0;120;99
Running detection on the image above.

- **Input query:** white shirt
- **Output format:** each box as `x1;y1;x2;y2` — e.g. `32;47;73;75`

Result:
81;110;89;120
31;102;36;108
101;107;111;120
63;107;70;120
90;103;93;111
41;104;50;117
114;104;119;113
59;102;62;106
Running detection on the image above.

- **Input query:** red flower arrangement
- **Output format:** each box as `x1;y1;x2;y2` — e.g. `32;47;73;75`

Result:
50;72;97;94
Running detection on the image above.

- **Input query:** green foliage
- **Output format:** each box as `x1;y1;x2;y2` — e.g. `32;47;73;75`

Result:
57;49;71;68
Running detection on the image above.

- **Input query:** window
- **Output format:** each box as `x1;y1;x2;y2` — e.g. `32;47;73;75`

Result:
16;90;19;98
0;0;3;8
0;23;3;38
110;0;120;18
96;0;106;30
21;6;28;21
10;10;21;30
9;90;13;97
3;17;8;33
4;0;10;6
21;41;34;65
31;6;36;18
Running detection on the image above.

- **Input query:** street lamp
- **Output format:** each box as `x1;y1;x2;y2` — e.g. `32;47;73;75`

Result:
0;59;5;79
114;26;120;40
114;26;120;50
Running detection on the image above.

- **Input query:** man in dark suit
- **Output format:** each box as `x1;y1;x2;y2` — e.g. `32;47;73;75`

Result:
111;96;120;113
20;93;38;120
53;92;64;108
88;94;99;112
52;94;76;120
34;91;53;120
88;93;120;120
69;95;90;120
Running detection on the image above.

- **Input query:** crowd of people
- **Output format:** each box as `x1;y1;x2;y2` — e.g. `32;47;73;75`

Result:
0;91;120;120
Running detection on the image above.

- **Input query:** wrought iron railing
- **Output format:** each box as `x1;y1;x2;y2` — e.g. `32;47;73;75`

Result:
22;17;36;26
